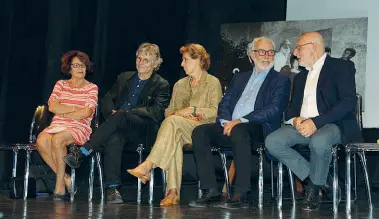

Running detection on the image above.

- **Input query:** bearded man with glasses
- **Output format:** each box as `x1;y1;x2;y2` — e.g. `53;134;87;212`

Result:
189;36;291;209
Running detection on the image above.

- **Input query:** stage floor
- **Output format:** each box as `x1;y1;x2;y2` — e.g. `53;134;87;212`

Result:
0;185;377;218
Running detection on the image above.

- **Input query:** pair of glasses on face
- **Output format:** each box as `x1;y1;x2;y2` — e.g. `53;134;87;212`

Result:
71;63;86;69
136;57;152;65
253;49;276;56
294;42;313;52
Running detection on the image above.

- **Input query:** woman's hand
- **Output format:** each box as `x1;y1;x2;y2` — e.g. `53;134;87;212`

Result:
174;107;193;117
184;114;201;121
194;108;204;119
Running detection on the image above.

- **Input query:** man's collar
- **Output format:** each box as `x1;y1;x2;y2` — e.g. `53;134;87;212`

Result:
306;53;327;71
253;66;271;75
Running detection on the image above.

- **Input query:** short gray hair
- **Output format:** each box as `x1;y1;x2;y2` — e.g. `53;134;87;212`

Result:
247;36;276;55
136;42;163;71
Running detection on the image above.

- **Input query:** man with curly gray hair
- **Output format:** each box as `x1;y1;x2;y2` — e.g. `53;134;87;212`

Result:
63;42;170;204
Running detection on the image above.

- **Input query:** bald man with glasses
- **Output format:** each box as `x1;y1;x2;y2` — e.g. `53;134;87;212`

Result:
265;32;363;211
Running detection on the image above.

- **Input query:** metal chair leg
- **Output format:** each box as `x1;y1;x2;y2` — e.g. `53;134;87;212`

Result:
332;146;339;212
12;149;18;178
287;168;296;205
258;147;264;208
96;152;104;201
70;168;76;202
219;151;230;200
89;156;95;201
23;149;31;199
345;147;352;213
353;153;357;201
161;169;166;194
357;151;373;210
136;144;144;204
149;169;154;204
198;181;202;199
277;162;283;210
271;160;274;199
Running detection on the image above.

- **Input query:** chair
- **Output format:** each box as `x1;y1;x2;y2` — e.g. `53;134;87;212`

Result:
0;105;104;201
211;143;278;208
0;105;48;199
134;143;161;204
141;145;202;204
345;94;373;212
126;122;165;204
69;105;104;202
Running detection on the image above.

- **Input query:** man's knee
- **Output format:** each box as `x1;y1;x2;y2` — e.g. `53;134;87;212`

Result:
265;129;286;154
192;124;211;139
309;135;333;156
229;124;250;141
191;124;213;150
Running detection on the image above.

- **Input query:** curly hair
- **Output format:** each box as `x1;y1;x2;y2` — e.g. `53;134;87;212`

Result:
61;50;93;74
180;43;211;71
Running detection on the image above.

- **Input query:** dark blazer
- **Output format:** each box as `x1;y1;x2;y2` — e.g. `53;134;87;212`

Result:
286;56;363;144
100;71;170;124
217;68;291;138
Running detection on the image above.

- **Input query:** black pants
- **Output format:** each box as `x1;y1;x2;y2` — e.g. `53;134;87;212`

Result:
82;111;153;187
192;122;263;194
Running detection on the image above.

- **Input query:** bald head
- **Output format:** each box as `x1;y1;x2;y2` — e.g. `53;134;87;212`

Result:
300;32;325;52
293;32;326;69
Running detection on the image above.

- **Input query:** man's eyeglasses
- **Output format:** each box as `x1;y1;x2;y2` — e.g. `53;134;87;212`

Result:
71;63;86;69
294;42;313;52
253;49;276;56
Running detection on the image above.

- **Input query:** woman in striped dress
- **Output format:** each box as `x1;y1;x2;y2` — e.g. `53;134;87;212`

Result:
36;51;98;200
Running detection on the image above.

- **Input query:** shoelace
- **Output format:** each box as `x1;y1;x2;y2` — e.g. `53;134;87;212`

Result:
108;190;120;198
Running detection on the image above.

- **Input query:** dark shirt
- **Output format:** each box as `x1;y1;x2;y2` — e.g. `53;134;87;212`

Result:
119;74;148;110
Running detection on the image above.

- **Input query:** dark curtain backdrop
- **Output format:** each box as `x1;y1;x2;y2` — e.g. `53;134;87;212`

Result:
2;0;377;189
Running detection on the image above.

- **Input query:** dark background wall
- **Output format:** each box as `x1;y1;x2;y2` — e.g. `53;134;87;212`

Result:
1;0;378;189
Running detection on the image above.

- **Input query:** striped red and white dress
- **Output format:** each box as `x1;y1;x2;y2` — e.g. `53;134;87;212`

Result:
41;80;98;145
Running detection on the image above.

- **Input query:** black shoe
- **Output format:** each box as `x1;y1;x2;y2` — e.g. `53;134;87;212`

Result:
52;193;67;201
219;193;249;209
322;173;341;204
107;187;123;204
301;185;320;211
63;147;85;169
189;188;221;208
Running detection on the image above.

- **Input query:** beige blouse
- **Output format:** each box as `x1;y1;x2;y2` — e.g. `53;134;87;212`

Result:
165;73;222;124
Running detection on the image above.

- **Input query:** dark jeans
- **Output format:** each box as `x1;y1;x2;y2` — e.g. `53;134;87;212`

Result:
82;111;153;187
192;122;263;194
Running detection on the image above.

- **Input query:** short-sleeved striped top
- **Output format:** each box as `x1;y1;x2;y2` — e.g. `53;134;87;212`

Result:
41;80;98;145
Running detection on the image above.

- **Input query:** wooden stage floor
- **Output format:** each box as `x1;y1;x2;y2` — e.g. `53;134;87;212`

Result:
0;185;377;218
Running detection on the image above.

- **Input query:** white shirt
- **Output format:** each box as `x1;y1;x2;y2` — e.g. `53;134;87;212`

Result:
288;53;327;125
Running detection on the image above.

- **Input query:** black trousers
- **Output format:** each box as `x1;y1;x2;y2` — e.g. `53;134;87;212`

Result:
192;122;263;194
82;111;153;187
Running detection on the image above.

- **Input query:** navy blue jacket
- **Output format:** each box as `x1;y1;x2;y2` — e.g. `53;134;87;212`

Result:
217;68;291;138
286;56;363;144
